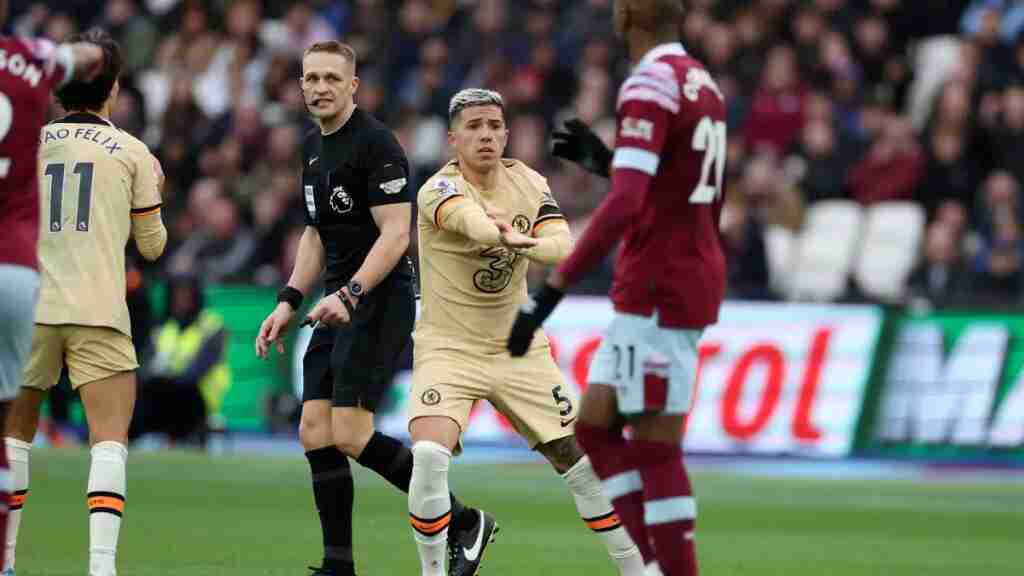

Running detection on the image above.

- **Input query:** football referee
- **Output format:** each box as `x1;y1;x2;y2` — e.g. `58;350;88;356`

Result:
255;41;477;576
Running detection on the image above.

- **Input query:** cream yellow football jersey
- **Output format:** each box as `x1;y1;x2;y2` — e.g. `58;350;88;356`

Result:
414;159;565;353
35;114;162;337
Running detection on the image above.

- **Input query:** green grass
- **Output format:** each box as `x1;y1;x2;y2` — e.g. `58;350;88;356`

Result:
13;448;1023;575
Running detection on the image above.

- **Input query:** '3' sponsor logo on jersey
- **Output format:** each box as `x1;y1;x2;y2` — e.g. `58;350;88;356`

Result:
473;247;519;293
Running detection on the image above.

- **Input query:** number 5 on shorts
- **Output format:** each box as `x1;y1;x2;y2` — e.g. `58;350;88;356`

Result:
551;385;573;417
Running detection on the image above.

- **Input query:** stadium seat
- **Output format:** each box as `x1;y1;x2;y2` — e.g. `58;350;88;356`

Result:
787;200;864;301
853;201;926;302
764;224;796;296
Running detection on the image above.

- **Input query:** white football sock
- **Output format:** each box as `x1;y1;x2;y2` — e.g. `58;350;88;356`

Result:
409;441;452;576
563;455;645;576
4;438;31;572
87;441;127;576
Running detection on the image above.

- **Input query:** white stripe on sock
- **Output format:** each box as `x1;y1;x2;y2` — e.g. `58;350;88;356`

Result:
602;470;642;500
643;496;696;525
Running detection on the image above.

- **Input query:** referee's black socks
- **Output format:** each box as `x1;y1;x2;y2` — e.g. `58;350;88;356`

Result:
357;432;475;530
306;447;355;575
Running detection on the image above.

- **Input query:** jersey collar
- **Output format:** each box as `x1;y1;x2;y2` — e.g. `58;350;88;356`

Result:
639;42;687;66
52;112;115;128
321;105;358;137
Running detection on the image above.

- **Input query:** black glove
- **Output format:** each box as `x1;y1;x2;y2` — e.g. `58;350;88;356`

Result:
507;284;565;357
551;119;612;178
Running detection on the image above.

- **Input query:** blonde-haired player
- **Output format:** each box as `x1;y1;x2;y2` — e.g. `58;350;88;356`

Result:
407;88;644;576
3;29;166;576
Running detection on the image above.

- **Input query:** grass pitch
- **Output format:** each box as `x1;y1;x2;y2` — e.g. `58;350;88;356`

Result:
14;448;1022;575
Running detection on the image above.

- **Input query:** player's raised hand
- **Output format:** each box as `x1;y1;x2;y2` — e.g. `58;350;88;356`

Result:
256;303;294;359
67;42;106;82
551;119;612;178
306;293;352;327
497;221;539;249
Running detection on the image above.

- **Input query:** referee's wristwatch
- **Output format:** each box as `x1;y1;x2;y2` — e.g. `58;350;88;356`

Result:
345;279;364;307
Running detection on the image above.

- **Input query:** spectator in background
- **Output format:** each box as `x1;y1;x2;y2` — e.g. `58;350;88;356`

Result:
973;210;1024;297
11;0;1022;305
790;3;827;79
917;125;978;219
853;12;891;88
100;0;157;75
908;221;973;305
962;0;1024;44
722;201;771;300
723;156;804;299
848;115;924;204
193;0;268;117
132;274;230;446
977;170;1023;237
787;118;851;203
992;83;1024;185
744;44;805;155
170;187;257;283
262;1;336;58
733;154;805;232
43;10;77;42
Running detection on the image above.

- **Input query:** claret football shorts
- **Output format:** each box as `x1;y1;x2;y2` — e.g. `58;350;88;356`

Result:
586;311;702;415
409;344;579;449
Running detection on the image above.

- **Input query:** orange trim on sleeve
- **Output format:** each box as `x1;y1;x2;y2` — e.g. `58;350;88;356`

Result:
130;206;161;217
531;216;567;235
433;195;463;228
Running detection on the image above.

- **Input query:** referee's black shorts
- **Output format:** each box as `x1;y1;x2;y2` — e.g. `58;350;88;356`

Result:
301;273;415;411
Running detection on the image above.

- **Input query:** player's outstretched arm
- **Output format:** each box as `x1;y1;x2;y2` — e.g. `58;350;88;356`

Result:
507;170;651;357
517;218;572;265
435;196;505;246
552;119;612;178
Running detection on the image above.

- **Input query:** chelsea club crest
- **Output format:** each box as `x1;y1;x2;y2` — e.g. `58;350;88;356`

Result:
330;185;354;214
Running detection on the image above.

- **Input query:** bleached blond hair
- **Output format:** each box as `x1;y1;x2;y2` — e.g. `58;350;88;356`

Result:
448;88;506;126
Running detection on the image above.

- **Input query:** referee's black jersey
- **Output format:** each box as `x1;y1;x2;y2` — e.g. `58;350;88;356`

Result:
301;108;414;293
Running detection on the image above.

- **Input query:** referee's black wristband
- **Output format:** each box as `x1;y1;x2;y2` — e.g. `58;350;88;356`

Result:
335;290;356;316
277;286;304;310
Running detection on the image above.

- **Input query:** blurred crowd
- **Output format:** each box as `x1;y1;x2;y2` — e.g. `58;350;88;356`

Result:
10;0;1024;305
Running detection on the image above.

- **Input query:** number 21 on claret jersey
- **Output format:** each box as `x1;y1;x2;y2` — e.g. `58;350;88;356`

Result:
689;116;726;205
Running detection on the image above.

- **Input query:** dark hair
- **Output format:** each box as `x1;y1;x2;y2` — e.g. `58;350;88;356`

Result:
55;28;122;112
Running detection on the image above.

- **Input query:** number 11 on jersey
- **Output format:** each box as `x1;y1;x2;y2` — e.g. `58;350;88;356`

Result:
44;162;95;232
689;116;727;205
